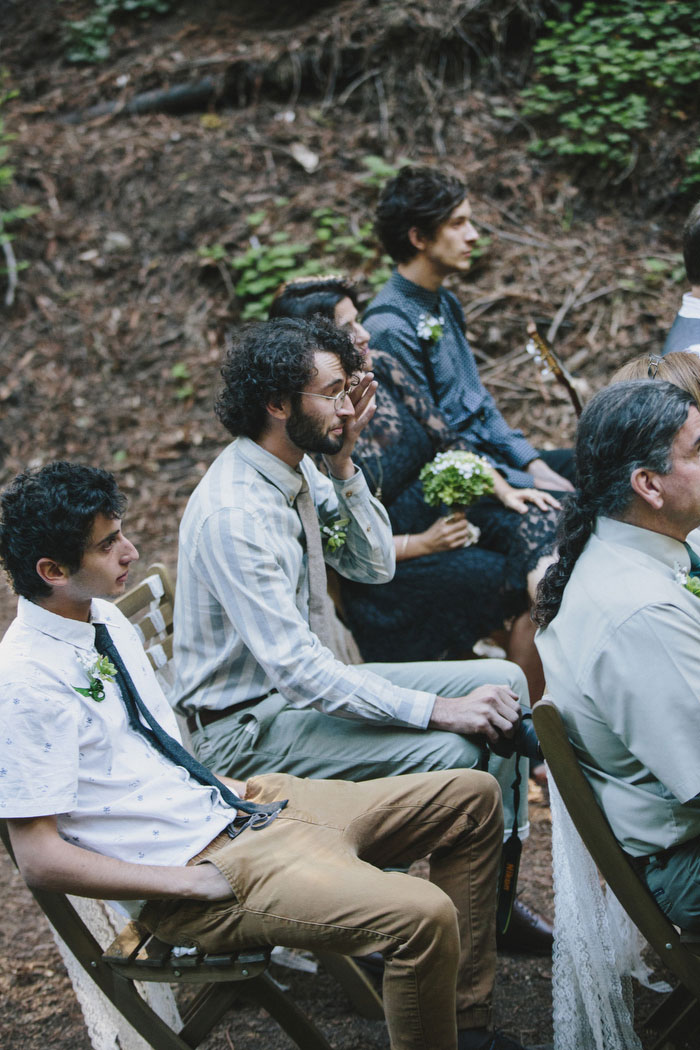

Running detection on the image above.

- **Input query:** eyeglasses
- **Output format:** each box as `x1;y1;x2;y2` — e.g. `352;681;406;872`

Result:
296;378;359;412
648;353;663;379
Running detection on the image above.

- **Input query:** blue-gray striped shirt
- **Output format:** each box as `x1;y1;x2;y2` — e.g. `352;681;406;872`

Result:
171;437;434;728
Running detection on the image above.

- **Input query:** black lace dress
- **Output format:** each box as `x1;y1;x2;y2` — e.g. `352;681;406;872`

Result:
338;350;559;662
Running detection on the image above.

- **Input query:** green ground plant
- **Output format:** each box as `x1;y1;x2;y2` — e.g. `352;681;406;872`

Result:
200;202;396;321
170;362;194;400
521;0;700;185
62;0;172;63
359;155;410;187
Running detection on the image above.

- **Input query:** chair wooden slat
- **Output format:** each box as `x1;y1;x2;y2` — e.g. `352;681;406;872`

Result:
133;934;175;968
102;920;150;964
134;601;174;642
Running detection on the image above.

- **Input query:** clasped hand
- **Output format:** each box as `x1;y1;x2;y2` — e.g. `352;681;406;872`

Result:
429;685;522;744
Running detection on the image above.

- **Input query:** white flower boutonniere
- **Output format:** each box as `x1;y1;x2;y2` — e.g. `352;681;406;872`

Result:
417;312;445;345
74;651;117;702
321;516;349;553
674;562;700;599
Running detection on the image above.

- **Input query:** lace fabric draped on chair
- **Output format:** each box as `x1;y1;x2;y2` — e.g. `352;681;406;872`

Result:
50;897;181;1050
548;770;670;1050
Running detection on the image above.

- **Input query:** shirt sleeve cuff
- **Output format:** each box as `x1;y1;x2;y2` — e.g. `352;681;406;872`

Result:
504;466;536;488
394;690;436;729
508;437;540;468
331;465;371;503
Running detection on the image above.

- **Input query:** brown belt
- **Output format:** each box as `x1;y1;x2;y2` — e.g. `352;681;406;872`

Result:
186;690;274;735
628;837;695;870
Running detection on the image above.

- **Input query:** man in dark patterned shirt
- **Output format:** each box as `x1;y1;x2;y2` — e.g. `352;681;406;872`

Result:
662;198;700;357
364;166;574;493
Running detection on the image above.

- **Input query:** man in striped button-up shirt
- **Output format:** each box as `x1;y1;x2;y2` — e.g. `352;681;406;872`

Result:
172;315;553;953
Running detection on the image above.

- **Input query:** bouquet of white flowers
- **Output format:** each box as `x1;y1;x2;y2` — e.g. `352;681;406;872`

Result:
419;450;494;547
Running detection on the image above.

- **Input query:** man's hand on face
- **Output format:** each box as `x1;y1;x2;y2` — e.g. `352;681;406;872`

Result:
324;371;378;478
526;457;574;493
428;685;522;743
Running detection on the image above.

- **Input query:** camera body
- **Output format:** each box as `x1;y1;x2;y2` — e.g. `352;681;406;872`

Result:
488;712;542;764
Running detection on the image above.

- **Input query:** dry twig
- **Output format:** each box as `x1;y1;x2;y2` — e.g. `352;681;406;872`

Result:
1;236;18;308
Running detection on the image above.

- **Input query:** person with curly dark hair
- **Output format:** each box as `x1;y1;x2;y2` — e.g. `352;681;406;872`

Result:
364;165;574;494
171;314;555;957
0;460;126;600
215;315;364;441
534;380;700;932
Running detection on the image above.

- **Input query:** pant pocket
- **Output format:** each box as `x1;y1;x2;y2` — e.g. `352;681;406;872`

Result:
141;894;246;954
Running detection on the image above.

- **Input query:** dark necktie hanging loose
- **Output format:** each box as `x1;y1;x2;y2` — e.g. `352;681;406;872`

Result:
92;622;286;834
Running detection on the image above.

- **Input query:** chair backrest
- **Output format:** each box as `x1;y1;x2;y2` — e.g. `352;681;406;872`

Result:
533;696;700;998
116;562;175;689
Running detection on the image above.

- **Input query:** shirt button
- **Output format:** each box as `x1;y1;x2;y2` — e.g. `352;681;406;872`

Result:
346;490;353;497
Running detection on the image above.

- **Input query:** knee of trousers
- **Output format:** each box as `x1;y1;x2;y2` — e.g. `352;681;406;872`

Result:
392;884;461;963
483;658;529;707
447;768;504;828
477;770;505;832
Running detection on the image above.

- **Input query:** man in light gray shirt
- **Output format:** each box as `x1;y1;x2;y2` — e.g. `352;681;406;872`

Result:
173;315;553;953
535;379;700;930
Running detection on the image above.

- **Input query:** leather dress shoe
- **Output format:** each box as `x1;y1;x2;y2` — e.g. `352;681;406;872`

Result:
496;898;553;955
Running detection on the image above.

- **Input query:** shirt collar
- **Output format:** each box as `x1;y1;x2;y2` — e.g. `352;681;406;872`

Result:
595;516;691;573
234;435;306;502
17;595;126;652
679;292;700;320
390;269;443;311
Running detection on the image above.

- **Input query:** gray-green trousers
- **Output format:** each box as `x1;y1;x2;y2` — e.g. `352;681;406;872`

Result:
189;658;529;839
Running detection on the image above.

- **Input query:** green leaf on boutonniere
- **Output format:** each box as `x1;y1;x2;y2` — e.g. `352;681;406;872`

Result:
685;575;700;599
321;516;349;553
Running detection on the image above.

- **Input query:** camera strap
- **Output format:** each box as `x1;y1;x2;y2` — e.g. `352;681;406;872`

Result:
496;756;522;935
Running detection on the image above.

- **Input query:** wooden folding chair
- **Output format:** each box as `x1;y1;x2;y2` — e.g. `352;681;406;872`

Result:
0;820;334;1050
116;561;176;679
0;562;384;1050
533;696;700;1050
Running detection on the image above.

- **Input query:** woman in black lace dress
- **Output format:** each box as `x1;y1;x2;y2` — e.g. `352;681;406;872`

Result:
270;276;560;697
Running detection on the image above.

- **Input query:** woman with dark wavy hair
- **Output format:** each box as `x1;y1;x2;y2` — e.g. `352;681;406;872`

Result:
271;275;561;699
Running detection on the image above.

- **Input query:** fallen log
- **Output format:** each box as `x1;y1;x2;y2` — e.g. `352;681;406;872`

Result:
60;76;218;124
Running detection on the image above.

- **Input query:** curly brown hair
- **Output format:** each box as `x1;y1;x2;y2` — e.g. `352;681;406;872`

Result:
215;316;364;439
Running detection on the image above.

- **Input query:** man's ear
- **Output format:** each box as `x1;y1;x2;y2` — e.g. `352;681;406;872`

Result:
265;396;291;423
35;558;70;589
407;225;427;252
629;466;665;510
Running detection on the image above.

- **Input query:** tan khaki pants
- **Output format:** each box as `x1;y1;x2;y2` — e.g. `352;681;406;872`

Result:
141;768;502;1050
